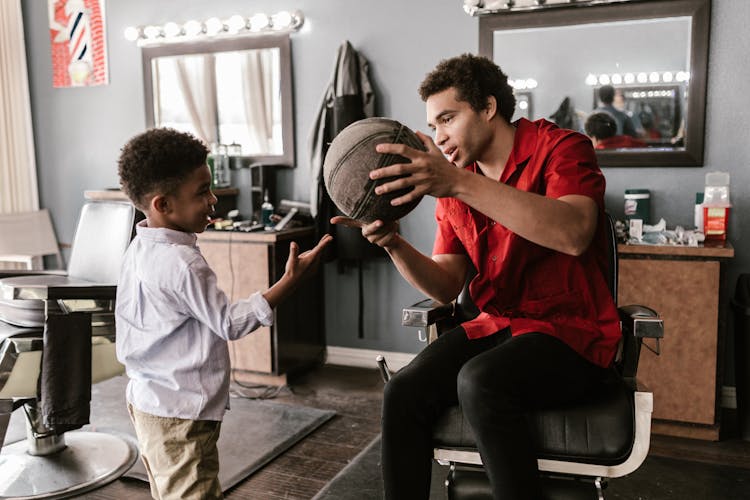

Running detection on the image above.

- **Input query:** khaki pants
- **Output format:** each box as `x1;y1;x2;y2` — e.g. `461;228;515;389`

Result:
128;404;223;500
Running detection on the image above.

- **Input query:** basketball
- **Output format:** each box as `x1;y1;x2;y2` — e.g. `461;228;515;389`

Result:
323;117;426;223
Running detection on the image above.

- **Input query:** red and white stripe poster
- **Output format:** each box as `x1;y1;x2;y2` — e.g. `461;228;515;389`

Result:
48;0;108;88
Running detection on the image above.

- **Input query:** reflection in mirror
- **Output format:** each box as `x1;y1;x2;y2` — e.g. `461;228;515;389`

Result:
479;0;710;167
143;34;294;166
153;48;282;156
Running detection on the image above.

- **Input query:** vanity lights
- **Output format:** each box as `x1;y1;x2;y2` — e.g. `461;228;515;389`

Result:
585;71;690;86
124;10;304;45
508;78;538;90
464;0;638;15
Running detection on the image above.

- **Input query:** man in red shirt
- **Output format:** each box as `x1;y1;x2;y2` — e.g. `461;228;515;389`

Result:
333;54;620;500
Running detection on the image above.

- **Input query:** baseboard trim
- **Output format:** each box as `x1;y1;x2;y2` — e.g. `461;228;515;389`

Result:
325;346;416;372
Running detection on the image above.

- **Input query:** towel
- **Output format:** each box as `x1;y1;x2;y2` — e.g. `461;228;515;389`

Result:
38;311;92;434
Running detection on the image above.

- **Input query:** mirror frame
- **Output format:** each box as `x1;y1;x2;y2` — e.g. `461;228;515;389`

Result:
479;0;711;167
142;33;295;167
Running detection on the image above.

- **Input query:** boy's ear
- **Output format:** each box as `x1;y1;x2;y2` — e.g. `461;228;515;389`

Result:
150;194;171;215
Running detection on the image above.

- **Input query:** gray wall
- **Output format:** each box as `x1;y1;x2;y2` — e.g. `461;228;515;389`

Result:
21;1;749;379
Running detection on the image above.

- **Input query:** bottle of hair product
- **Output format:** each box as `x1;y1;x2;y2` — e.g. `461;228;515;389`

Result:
694;192;704;231
703;172;731;241
261;190;274;230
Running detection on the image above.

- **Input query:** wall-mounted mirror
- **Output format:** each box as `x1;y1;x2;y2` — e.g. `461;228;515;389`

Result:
142;33;295;166
479;0;710;167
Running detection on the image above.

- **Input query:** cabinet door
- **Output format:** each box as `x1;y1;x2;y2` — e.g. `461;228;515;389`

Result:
199;239;273;374
229;242;273;374
618;258;720;425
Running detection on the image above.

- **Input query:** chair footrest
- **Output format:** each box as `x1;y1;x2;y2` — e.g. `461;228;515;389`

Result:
446;466;603;500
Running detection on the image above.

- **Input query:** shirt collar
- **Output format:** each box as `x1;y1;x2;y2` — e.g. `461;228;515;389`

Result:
135;219;197;247
500;118;537;183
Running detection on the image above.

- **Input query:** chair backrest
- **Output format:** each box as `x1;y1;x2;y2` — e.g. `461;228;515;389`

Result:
67;202;135;283
604;213;619;304
0;209;63;269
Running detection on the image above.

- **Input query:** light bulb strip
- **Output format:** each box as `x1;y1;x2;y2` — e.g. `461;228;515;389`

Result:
508;77;538;90
124;10;304;45
585;70;690;86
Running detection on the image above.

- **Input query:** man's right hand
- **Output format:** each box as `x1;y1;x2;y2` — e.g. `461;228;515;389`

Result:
331;216;400;249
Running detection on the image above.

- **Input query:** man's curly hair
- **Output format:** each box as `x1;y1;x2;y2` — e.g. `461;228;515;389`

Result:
418;54;516;123
118;128;208;210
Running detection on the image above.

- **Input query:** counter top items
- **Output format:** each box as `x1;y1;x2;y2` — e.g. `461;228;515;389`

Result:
618;218;707;247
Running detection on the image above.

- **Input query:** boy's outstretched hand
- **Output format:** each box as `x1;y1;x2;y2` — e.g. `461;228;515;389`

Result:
284;234;333;281
263;234;332;309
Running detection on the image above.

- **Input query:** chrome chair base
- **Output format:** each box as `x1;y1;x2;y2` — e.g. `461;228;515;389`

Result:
0;431;138;499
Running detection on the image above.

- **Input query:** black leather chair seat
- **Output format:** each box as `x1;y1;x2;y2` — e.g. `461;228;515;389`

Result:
432;376;635;466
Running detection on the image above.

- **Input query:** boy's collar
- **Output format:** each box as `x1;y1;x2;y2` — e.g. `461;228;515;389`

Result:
136;219;197;246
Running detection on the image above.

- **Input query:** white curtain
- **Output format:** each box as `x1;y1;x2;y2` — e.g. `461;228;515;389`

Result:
240;50;274;154
172;54;218;145
0;0;39;214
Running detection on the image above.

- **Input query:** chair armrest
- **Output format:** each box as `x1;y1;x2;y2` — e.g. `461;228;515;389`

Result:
402;298;454;327
0;269;66;279
618;305;664;339
617;304;664;380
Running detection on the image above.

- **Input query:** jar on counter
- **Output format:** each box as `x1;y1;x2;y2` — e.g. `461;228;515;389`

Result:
624;189;650;224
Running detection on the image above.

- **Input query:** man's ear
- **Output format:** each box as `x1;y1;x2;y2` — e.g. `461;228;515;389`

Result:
484;95;498;122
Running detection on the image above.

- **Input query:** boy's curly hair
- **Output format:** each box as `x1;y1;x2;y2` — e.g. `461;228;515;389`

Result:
418;54;516;123
118;128;208;210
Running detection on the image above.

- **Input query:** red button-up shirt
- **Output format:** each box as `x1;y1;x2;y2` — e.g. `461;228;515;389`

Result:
433;118;621;368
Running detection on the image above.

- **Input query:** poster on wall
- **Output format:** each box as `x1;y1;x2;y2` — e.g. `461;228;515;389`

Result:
48;0;108;88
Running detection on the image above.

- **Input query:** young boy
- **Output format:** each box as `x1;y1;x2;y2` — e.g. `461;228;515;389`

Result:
115;128;331;499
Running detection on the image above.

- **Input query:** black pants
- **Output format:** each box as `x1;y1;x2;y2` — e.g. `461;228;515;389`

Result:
381;327;609;500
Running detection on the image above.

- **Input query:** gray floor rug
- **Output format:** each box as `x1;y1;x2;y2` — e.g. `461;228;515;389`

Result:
4;375;335;492
312;435;448;500
313;435;750;500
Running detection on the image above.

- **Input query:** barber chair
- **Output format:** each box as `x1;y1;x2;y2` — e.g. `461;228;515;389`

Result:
0;201;138;498
386;214;664;500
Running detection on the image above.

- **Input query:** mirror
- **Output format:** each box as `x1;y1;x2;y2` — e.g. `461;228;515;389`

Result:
142;34;295;166
479;0;710;167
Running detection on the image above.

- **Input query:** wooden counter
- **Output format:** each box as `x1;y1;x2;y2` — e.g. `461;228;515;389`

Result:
197;227;324;386
617;242;734;440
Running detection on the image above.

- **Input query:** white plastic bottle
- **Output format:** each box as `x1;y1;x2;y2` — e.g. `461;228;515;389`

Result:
261;190;274;230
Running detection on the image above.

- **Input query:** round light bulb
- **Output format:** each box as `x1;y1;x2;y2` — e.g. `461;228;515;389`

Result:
525;78;538;89
124;26;140;41
649;72;660;83
637;72;648;83
183;20;203;37
585;74;597;86
519;100;528;110
250;13;270;31
163;22;181;38
598;74;610;85
205;17;223;36
624;73;635;84
227;15;246;33
611;73;622;85
272;11;292;30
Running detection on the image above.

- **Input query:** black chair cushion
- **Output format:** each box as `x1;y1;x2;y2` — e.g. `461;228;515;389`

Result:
432;376;635;466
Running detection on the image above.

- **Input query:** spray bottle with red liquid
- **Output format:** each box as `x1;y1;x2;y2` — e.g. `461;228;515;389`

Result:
702;171;731;241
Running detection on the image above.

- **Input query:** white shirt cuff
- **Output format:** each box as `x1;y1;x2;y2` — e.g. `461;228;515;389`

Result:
250;291;274;326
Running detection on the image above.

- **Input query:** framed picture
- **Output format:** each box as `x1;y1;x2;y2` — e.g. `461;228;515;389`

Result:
48;0;108;88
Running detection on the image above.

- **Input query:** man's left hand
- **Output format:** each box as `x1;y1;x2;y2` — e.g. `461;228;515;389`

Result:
371;131;461;206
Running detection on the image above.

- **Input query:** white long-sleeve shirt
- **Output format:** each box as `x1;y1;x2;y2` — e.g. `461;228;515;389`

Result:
115;221;273;421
